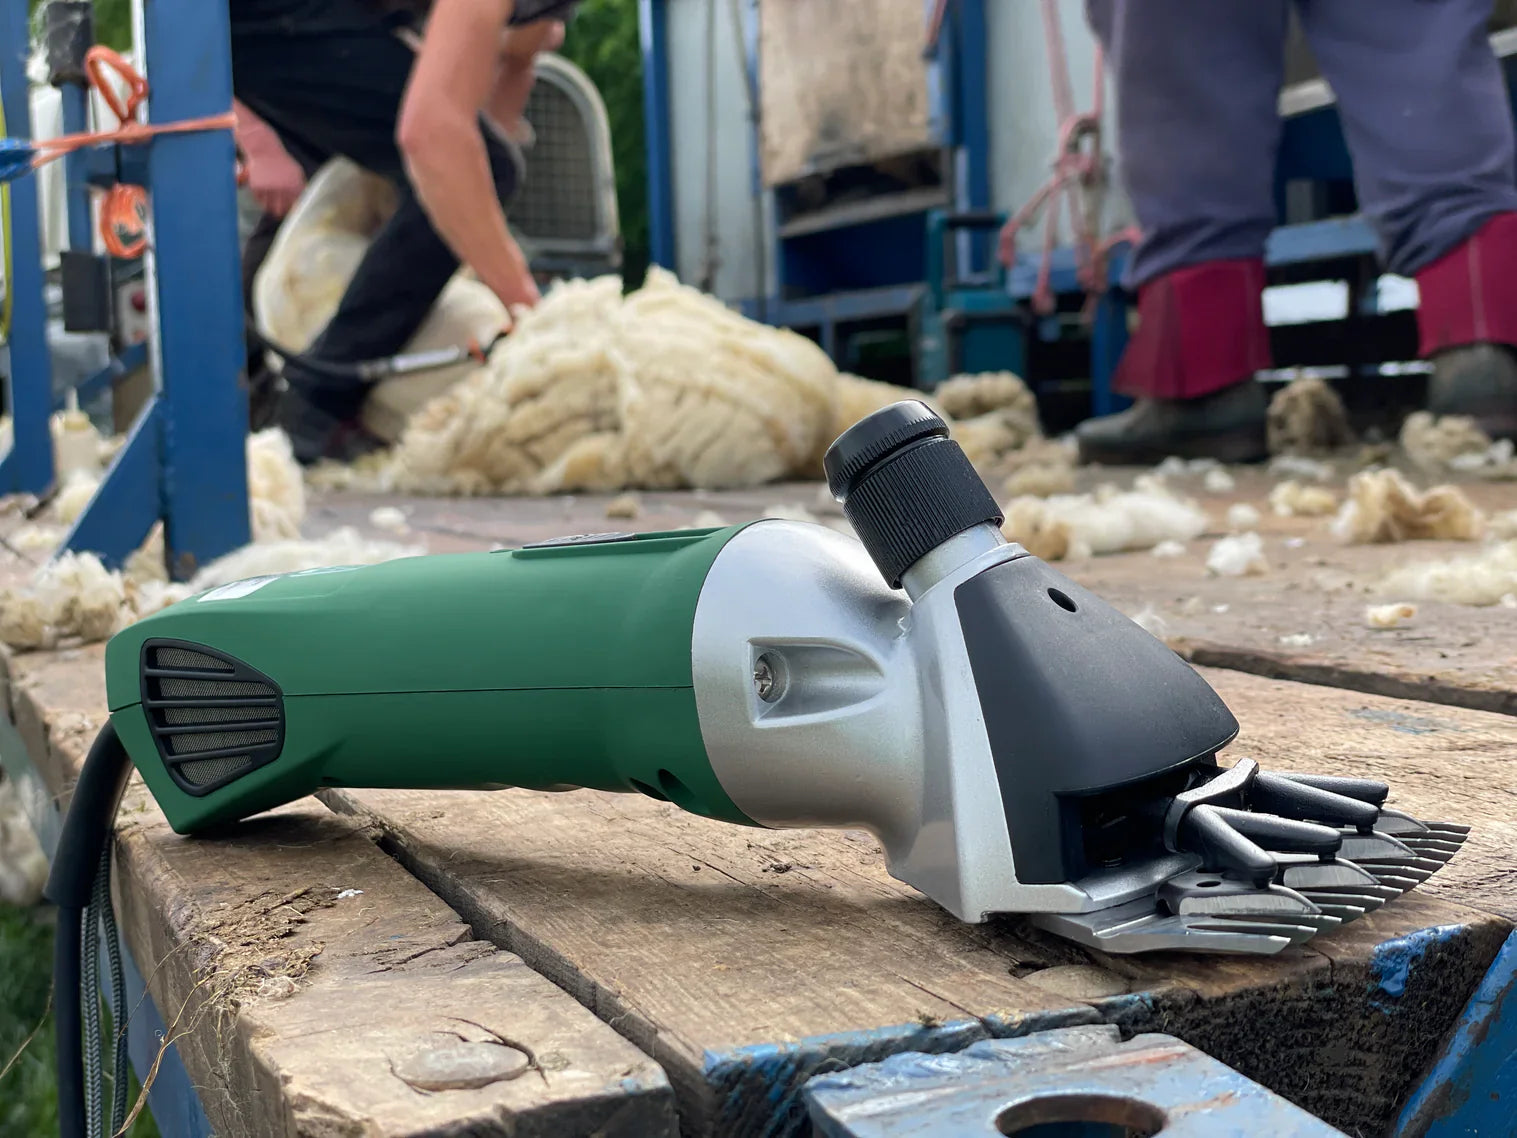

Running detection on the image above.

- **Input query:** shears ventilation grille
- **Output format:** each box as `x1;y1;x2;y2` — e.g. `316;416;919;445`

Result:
139;639;286;796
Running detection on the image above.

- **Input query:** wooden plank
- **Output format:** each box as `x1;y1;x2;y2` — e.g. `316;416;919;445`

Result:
1064;470;1517;716
4;644;677;1138
756;0;934;186
319;669;1517;1138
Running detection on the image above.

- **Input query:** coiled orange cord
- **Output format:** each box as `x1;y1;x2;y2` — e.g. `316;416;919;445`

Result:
29;46;242;258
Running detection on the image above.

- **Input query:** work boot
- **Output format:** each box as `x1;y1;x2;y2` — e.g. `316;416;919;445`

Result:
1075;379;1268;466
1425;343;1517;441
1416;213;1517;439
276;379;385;467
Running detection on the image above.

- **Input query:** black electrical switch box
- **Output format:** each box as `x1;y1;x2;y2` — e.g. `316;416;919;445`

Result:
60;251;113;334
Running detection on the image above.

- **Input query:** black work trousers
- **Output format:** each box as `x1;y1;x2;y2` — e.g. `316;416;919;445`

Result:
231;3;521;422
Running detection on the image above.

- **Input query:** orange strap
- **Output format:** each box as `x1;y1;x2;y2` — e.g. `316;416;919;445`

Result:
30;47;241;258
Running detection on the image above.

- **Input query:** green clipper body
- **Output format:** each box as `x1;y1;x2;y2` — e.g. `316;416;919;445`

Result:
106;527;755;833
91;400;1470;952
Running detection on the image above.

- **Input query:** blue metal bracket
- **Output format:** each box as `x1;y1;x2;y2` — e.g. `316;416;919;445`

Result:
1393;929;1517;1138
804;1024;1348;1137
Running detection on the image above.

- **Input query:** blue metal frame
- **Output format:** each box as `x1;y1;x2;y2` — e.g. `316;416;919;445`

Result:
60;84;94;253
25;0;254;578
945;0;991;278
0;1;59;496
638;0;675;270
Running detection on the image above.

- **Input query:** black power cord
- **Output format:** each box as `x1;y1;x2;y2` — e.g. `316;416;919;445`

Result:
244;321;508;389
44;722;134;1138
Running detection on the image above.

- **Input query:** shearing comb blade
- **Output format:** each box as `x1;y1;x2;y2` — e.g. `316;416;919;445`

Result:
1032;759;1468;956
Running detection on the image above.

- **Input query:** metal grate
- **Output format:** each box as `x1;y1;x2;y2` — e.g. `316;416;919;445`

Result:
153;646;233;672
140;639;286;797
162;704;272;726
179;756;254;787
513;78;601;242
167;728;279;756
158;677;272;700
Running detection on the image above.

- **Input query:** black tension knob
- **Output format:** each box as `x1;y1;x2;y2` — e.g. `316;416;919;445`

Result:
823;401;1004;589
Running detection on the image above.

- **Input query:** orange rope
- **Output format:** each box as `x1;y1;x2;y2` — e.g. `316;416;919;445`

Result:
28;47;240;258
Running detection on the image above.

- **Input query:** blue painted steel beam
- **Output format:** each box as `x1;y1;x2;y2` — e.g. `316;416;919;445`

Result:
61;396;163;572
63;0;252;579
639;0;676;270
949;0;991;276
0;0;59;496
60;84;95;253
1393;929;1517;1138
143;0;250;577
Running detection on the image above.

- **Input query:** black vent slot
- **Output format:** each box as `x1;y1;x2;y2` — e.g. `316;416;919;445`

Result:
140;639;285;797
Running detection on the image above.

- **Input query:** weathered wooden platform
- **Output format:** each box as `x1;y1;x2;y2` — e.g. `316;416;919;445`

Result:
4;470;1516;1137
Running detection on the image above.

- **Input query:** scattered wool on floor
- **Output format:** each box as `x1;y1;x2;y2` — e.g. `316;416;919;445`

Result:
1206;532;1268;577
1365;602;1417;629
1203;468;1236;494
998;437;1078;498
1269;480;1338;518
1226;503;1261;530
1330;469;1483;544
604;493;641;520
1377;542;1517;607
1269;454;1335;482
1003;479;1209;561
52;471;99;525
368;505;411;532
1127;605;1169;639
1400;411;1493;472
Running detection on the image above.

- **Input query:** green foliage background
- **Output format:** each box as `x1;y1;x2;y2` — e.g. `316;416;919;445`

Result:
34;0;650;281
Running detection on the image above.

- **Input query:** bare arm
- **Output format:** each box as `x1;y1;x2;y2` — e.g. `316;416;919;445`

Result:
397;0;540;312
483;20;565;139
233;100;306;217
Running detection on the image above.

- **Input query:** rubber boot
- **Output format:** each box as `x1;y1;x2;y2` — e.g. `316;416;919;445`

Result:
1076;259;1271;464
1417;212;1517;440
1076;381;1269;466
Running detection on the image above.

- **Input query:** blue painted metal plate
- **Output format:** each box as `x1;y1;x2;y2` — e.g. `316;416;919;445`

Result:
804;1024;1349;1138
1394;930;1517;1138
